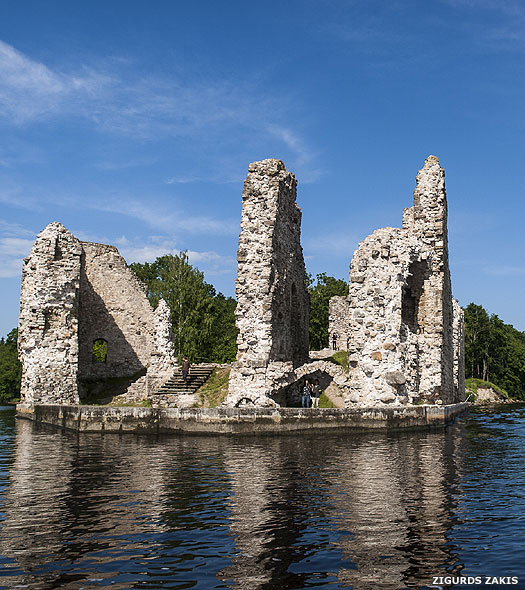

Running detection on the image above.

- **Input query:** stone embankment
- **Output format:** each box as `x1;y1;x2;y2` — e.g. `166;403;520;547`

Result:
17;403;469;434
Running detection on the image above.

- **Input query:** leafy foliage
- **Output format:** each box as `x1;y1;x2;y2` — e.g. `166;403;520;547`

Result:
92;339;108;363
319;392;335;408
130;252;237;363
0;328;21;403
307;273;348;350
463;303;525;399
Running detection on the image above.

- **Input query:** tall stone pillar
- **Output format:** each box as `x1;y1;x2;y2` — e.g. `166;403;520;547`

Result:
403;155;455;402
225;159;309;407
18;223;82;405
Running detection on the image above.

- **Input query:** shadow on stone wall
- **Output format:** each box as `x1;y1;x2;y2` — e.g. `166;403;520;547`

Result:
77;274;147;401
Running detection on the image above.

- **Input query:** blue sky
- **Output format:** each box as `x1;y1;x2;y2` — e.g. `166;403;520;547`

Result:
1;0;525;336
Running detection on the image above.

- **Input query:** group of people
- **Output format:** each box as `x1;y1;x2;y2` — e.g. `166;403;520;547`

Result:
301;379;322;408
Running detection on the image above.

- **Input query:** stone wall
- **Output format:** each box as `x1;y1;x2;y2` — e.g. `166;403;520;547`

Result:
18;223;176;405
225;159;309;407
328;156;464;406
18;223;82;405
452;298;466;402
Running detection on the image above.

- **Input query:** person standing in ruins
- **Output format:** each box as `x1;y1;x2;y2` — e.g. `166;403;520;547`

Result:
301;380;312;408
332;333;338;350
181;356;190;382
311;379;321;408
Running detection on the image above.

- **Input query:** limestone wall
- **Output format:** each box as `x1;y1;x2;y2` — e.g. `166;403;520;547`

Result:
328;156;464;406
19;224;176;405
18;223;82;405
226;159;309;406
328;296;350;351
77;241;156;397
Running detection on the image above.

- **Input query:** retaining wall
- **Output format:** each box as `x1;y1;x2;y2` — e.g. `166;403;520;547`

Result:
17;403;469;435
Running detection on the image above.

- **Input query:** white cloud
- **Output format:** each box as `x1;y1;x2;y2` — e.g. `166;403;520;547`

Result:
187;250;236;275
0;40;319;172
119;239;235;276
0;40;111;123
164;175;203;185
90;197;238;236
267;125;323;183
483;265;525;276
0;225;34;277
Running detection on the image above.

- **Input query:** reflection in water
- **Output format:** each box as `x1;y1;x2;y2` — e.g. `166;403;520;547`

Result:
1;406;525;589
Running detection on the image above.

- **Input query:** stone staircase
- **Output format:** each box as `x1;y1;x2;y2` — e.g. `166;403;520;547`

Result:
155;364;216;396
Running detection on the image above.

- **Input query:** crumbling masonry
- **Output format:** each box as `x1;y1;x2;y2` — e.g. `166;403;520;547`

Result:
229;156;465;406
225;159;310;407
328;156;465;405
18;223;175;406
18;155;464;410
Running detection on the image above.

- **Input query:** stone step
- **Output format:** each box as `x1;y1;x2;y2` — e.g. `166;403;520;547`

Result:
155;364;216;396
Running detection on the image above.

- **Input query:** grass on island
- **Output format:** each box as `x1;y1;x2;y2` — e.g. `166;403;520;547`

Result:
465;378;509;402
196;367;231;408
326;351;349;372
319;392;335;408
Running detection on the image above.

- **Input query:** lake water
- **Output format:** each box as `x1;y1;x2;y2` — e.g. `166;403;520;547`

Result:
1;405;525;590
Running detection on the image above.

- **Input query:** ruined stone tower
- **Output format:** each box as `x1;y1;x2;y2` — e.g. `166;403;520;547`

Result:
225;159;310;406
329;156;465;405
18;222;176;406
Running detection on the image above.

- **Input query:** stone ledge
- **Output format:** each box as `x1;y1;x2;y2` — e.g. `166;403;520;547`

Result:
17;403;469;435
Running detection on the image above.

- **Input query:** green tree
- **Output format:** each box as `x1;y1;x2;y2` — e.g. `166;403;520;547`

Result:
307;273;348;350
464;303;491;380
463;303;525;399
130;253;237;363
0;328;22;403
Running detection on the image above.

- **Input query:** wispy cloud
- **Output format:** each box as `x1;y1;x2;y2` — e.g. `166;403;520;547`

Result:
0;221;35;278
0;40;320;177
0;40;111;124
440;0;525;50
90;197;238;236
267;125;323;183
164;175;205;185
118;237;235;276
304;232;359;256
483;264;525;276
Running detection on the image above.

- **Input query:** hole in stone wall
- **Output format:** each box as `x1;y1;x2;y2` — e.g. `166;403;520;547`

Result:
401;260;431;334
54;237;63;261
92;339;108;363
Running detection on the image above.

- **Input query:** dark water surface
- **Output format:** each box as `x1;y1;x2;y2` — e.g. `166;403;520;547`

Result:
1;405;525;590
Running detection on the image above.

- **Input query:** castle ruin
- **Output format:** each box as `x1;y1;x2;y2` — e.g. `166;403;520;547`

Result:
328;156;464;405
228;155;465;407
18;222;175;406
17;155;465;411
225;159;310;407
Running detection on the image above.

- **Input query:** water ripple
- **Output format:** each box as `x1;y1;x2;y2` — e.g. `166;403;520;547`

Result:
1;405;525;588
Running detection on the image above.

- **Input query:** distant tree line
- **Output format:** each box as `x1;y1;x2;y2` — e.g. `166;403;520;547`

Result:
0;329;21;404
463;303;525;399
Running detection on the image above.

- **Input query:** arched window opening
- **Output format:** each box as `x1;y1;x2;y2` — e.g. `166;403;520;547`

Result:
92;339;108;363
